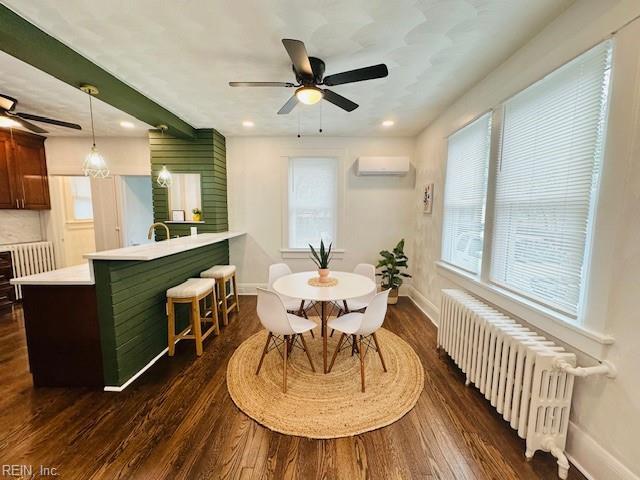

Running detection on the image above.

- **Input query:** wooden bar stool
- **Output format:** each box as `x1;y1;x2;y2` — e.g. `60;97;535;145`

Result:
166;278;219;356
201;265;240;326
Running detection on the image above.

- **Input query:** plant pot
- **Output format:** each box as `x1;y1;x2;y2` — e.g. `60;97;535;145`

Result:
387;287;399;304
318;268;330;283
192;213;202;222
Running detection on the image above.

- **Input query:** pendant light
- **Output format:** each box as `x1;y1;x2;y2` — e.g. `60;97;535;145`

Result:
156;125;172;188
80;84;109;178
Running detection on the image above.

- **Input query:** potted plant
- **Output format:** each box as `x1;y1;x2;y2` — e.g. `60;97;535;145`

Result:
192;208;202;222
376;239;411;304
309;240;333;283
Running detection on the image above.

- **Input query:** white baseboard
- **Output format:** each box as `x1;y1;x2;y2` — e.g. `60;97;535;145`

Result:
104;346;168;392
566;421;639;480
407;286;439;326
103;336;190;392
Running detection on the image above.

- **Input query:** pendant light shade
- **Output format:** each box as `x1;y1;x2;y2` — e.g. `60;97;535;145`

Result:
157;165;172;187
80;84;109;178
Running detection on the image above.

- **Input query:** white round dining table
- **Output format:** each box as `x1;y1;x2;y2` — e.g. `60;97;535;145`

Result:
272;271;376;373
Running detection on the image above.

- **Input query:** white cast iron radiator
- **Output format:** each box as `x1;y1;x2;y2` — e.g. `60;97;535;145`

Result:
438;289;578;479
4;241;56;299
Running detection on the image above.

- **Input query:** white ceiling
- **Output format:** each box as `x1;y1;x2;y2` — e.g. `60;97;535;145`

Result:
2;0;573;137
0;51;151;137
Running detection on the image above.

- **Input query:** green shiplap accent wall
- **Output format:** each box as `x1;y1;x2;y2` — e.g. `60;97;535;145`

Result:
150;129;228;239
94;242;229;386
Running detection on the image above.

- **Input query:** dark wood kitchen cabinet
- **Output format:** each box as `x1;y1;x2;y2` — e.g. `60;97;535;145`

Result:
0;129;50;210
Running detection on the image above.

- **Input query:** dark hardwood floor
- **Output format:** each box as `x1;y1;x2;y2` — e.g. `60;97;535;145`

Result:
0;297;586;480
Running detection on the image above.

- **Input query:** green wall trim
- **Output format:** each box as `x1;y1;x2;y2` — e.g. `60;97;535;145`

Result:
0;5;195;139
150;129;228;239
94;242;229;386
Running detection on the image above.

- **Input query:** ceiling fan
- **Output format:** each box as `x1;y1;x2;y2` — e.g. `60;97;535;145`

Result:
229;39;388;114
0;94;82;134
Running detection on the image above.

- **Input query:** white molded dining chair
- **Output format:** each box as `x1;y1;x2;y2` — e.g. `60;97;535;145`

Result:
330;263;376;337
255;288;316;393
343;263;377;312
268;263;315;336
327;288;391;392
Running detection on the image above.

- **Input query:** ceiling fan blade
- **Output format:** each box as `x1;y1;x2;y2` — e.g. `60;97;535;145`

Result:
0;94;17;111
15;112;82;130
6;114;48;133
323;64;388;86
282;39;313;77
322;89;358;112
277;95;299;115
229;82;295;87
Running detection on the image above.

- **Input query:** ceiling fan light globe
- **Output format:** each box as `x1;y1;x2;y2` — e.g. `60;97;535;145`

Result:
0;116;20;128
295;86;323;105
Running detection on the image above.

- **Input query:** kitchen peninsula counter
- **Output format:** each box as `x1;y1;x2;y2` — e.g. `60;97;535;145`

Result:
12;232;245;390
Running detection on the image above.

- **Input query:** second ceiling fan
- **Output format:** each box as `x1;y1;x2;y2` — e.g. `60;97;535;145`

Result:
229;39;388;114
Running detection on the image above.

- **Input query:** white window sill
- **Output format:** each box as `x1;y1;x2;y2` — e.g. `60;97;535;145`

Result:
280;248;346;260
435;261;614;360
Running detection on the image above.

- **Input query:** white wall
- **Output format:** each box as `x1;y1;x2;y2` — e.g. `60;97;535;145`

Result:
44;136;150;175
42;136;150;263
227;136;415;292
410;1;640;478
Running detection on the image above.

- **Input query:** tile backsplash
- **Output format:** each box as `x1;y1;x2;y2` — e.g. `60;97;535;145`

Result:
0;210;43;245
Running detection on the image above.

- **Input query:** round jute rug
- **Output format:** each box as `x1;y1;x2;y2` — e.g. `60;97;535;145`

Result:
226;327;424;438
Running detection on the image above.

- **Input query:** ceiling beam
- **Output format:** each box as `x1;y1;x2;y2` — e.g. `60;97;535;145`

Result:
0;5;195;139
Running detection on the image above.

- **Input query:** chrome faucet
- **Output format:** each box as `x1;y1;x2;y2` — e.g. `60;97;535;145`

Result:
147;222;170;241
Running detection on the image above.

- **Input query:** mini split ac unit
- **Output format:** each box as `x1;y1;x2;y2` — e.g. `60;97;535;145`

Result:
356;156;410;176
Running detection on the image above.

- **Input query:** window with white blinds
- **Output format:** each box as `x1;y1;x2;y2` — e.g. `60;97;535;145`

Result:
490;41;612;315
288;157;338;249
441;113;492;273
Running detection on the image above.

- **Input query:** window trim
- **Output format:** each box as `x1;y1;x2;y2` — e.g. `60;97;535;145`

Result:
280;149;346;255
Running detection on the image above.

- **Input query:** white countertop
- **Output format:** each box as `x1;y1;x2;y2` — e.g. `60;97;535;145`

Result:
84;231;245;261
11;231;245;286
11;263;95;286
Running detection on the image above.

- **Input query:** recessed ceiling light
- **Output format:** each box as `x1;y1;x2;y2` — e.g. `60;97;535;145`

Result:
120;121;135;129
382;120;395;127
0;116;20;128
242;120;255;127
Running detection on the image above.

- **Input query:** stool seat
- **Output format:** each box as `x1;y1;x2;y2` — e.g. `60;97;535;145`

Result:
201;265;236;279
167;278;216;299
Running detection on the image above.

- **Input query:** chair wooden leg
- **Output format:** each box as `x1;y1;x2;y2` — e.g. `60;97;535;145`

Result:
300;333;315;372
232;274;240;313
211;289;220;335
328;333;346;373
256;332;272;374
219;278;229;326
192;298;203;356
359;335;365;392
283;334;288;394
167;299;175;356
372;332;387;372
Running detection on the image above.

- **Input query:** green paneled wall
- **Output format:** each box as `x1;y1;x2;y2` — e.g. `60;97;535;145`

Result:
149;129;228;239
94;242;229;386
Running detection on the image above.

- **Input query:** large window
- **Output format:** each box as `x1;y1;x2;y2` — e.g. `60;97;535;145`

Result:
441;113;491;273
288;157;338;248
64;176;93;221
441;40;612;319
